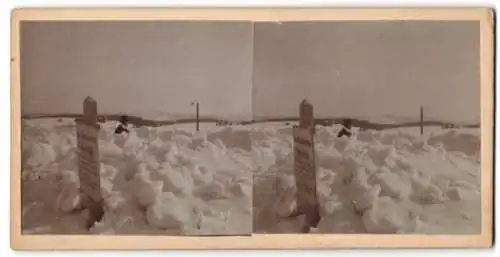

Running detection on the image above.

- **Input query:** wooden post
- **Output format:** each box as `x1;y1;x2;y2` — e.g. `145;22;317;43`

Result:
292;99;320;232
76;96;103;229
196;102;200;132
420;105;424;136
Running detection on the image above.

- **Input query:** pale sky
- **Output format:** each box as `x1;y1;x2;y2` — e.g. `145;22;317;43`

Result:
253;21;480;123
21;21;253;118
21;21;480;123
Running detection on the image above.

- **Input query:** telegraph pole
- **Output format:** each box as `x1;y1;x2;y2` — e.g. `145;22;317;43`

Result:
192;101;199;132
196;102;199;132
420;105;424;136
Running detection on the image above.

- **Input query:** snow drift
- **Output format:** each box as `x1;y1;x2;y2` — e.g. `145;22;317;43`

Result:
21;118;481;235
22;119;253;235
252;125;481;234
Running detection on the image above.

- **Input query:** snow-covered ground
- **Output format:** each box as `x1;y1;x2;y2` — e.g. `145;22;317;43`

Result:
21;118;253;235
21;118;481;235
252;123;481;234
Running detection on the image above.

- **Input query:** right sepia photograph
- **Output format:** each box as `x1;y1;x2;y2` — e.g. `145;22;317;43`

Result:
251;21;481;234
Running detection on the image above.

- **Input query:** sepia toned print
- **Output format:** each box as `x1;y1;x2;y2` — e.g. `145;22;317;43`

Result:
15;10;490;245
20;21;254;235
252;21;481;234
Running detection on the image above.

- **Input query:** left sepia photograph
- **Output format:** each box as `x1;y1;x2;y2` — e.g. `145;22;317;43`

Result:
20;21;254;235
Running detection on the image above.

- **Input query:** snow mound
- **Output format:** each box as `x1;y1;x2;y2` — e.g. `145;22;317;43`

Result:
253;125;481;234
22;119;480;235
21;119;252;235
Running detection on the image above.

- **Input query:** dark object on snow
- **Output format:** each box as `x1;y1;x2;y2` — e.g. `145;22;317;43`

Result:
114;115;130;134
337;118;352;138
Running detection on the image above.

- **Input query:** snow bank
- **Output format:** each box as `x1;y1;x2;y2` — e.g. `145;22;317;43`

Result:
253;125;481;234
21;119;253;235
22;118;481;235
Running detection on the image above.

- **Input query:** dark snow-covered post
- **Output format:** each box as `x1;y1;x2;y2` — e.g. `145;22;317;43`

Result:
420;105;424;136
76;96;103;229
292;99;320;232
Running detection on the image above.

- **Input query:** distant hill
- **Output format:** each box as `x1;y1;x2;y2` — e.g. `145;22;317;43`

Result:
21;113;480;130
244;116;479;130
22;113;223;127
